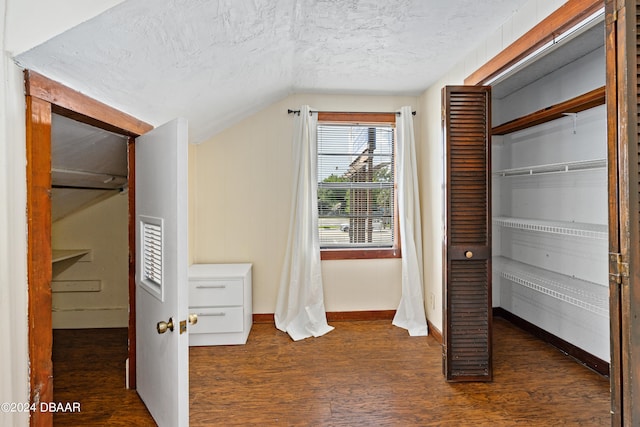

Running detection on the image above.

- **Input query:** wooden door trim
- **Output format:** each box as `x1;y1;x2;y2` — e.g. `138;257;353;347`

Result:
25;70;152;426
26;95;53;427
24;70;152;137
464;0;604;86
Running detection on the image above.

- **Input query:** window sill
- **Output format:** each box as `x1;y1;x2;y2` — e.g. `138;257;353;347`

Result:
320;248;401;260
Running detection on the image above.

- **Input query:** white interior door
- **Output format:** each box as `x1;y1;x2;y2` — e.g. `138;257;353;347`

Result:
135;118;189;426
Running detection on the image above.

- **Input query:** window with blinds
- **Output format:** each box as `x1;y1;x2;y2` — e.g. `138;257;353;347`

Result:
317;123;395;250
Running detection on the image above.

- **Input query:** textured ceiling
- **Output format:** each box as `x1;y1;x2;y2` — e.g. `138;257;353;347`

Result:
16;0;529;143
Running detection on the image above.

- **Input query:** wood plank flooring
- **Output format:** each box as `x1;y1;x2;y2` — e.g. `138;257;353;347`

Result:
53;318;610;426
52;328;154;426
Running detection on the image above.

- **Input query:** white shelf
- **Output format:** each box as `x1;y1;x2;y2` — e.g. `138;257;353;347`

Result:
494;256;608;317
493;158;606;177
52;249;90;264
493;217;607;240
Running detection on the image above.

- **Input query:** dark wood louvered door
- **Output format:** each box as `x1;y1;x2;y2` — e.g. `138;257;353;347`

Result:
605;0;640;424
442;86;492;382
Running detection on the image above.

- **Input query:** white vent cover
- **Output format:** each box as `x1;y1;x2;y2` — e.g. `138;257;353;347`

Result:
140;216;164;300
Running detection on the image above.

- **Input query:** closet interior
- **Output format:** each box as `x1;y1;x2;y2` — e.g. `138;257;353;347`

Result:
51;113;130;329
490;13;609;371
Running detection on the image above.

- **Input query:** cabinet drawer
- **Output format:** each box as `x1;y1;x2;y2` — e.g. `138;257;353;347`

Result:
189;279;243;307
190;306;244;334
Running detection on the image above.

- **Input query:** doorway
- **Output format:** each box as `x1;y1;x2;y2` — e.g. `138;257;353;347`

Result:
50;112;132;413
25;70;152;426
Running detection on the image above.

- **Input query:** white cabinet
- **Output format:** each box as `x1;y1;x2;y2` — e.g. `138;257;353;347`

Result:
188;263;252;346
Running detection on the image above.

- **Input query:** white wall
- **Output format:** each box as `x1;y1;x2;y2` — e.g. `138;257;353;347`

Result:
51;193;129;328
190;93;418;314
1;1;125;424
5;0;124;56
0;49;29;427
418;0;568;333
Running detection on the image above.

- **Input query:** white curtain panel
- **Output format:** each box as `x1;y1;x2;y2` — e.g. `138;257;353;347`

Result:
275;105;334;341
393;106;429;336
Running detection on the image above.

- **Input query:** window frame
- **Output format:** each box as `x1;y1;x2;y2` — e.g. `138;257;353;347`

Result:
316;111;401;260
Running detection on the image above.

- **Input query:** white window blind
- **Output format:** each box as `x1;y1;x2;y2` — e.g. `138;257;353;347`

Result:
317;124;395;249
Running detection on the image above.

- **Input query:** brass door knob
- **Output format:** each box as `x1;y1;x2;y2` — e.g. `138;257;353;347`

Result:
465;251;474;259
157;317;174;334
188;313;198;325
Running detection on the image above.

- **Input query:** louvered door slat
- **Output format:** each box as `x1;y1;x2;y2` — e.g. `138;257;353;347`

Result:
442;85;492;382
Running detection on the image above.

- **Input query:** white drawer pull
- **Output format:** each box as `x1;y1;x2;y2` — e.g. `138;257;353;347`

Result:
196;284;226;289
197;312;226;317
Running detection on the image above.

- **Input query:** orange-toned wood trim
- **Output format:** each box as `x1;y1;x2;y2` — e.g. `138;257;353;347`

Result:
465;0;604;86
321;248;401;260
327;310;396;321
26;95;53;427
253;310;397;324
24;70;153;137
426;319;443;345
127;138;137;390
317;111;396;124
492;86;606;135
252;314;274;324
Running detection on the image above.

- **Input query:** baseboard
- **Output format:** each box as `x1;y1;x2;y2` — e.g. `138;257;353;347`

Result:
327;310;396;321
427;319;443;344
493;307;609;377
253;313;275;324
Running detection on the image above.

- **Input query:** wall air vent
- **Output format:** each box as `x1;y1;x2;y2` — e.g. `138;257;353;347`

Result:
140;216;164;301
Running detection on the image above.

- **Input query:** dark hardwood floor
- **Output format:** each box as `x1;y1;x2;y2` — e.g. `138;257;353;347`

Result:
53;318;610;426
52;328;154;426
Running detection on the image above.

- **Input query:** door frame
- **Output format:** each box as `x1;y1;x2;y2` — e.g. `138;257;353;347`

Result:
603;0;640;423
25;70;153;426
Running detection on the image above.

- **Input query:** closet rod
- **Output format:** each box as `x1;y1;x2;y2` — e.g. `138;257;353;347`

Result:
52;185;123;191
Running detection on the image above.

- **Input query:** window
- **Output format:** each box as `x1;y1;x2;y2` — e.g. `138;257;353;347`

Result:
317;112;399;260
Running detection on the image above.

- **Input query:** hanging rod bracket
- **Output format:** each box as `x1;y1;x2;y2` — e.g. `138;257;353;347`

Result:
562;112;578;134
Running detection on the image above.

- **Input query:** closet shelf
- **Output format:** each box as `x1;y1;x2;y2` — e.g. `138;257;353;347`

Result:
494;256;608;317
491;86;605;135
492;158;606;177
493;217;607;240
52;249;90;264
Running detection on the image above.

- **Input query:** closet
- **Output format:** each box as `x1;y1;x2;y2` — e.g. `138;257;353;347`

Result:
51;112;130;329
490;17;609;369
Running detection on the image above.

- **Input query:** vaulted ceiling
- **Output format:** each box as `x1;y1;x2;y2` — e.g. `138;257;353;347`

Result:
16;0;529;144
